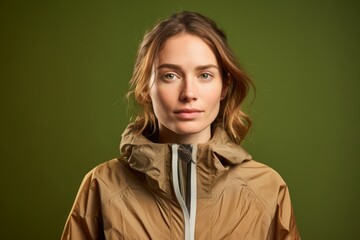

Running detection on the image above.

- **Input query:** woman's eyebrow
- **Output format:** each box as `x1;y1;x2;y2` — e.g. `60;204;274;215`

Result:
195;64;219;71
156;63;219;70
157;63;181;70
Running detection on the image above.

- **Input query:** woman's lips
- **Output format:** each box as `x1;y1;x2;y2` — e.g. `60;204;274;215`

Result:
174;109;203;119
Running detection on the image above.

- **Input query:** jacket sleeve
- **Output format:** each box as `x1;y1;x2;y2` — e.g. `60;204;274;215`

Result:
273;184;301;240
61;171;105;240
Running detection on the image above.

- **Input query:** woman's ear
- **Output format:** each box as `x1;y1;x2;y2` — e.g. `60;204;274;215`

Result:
221;86;228;100
220;74;230;100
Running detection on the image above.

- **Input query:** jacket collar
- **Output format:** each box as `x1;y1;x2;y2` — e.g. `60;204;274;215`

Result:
119;124;252;198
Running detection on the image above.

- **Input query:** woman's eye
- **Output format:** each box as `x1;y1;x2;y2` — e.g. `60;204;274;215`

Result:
199;73;212;80
162;73;177;80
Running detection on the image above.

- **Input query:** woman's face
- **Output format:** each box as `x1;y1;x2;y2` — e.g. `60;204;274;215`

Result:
149;33;226;144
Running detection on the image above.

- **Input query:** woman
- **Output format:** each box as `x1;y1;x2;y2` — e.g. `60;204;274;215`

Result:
62;11;300;240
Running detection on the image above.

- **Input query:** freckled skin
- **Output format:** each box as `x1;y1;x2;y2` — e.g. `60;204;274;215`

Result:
149;33;226;144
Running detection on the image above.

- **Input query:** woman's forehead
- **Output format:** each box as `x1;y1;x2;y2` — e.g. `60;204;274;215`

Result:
154;33;218;68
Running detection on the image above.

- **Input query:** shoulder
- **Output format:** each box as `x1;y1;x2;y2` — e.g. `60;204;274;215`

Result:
80;158;140;202
231;159;288;215
88;158;127;178
234;159;286;186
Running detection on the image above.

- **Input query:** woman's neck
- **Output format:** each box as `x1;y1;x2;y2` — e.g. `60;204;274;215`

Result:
157;125;211;144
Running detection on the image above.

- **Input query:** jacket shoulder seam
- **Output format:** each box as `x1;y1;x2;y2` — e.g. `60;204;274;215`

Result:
91;160;143;207
230;169;273;220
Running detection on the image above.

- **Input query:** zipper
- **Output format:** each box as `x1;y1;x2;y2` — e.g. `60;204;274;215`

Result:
171;144;197;240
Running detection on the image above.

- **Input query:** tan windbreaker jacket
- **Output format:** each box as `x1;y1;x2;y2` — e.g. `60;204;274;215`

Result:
62;125;300;239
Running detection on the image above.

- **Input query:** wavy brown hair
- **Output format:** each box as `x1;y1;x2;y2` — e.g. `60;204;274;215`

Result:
127;11;254;144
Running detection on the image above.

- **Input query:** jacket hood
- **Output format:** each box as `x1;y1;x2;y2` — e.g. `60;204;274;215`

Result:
119;124;252;198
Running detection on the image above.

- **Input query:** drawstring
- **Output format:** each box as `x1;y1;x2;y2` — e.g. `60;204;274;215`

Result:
171;144;197;240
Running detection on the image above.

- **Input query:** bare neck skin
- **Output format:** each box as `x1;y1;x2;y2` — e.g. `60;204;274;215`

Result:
157;124;211;144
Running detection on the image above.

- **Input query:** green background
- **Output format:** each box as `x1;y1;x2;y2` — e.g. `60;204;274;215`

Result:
1;0;359;239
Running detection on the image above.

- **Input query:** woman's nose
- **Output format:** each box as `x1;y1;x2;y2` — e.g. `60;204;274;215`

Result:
179;79;197;102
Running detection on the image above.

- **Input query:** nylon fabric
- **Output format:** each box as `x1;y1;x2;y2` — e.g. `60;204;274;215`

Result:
61;123;301;239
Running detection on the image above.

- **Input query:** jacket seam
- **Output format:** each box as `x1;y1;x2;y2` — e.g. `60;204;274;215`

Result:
94;171;143;207
230;170;272;221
